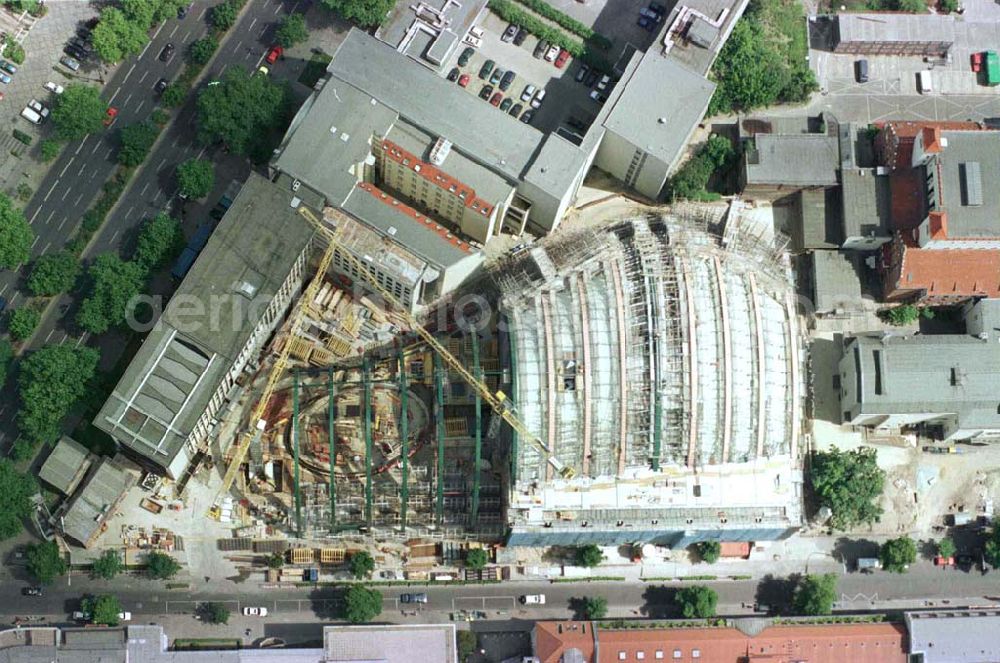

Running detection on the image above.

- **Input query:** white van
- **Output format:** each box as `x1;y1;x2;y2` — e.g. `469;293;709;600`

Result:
918;70;932;94
20;106;42;125
520;594;546;605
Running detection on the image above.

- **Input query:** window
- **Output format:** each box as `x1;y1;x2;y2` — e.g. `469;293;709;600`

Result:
618;653;627;661
636;653;645;660
673;651;682;660
692;650;701;659
655;653;664;660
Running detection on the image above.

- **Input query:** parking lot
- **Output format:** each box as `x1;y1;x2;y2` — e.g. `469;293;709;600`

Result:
441;10;612;138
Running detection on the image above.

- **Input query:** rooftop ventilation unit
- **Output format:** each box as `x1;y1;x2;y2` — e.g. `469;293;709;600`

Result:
234;280;258;299
429;137;452;165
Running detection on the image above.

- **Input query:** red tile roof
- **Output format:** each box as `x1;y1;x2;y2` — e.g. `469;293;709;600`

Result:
889;169;927;232
355;182;473;254
894;246;1000;299
928;211;948;240
379;139;494;218
921;127;943;154
877;121;984;169
536;621;909;663
719;541;752;558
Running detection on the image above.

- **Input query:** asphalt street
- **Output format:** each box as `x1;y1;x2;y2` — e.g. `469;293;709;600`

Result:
0;0;304;447
3;564;1000;624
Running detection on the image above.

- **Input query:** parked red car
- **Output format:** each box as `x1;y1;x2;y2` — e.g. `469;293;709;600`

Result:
458;73;470;88
554;48;571;69
934;556;955;567
489;92;503;107
266;45;283;65
103;107;118;127
972;51;984;72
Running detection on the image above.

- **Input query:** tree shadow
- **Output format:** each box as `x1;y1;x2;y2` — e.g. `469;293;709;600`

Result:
567;596;589;620
640;585;679;619
541;546;576;564
832;537;880;571
308;587;343;621
919;538;940;562
755;574;801;615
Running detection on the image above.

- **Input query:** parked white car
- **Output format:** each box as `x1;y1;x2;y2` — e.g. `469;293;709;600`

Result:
463;33;482;48
544;45;560;62
520;594;546;605
243;606;269;617
27;99;49;119
118;612;132;622
44;81;64;94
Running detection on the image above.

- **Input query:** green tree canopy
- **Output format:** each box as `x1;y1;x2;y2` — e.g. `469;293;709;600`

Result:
665;135;734;201
343;585;382;623
793;573;837;615
210;0;239;31
82;594;123;625
196;67;291;159
465;548;488;569
0;193;33;270
676;585;717;618
203;601;230;624
28;251;81;297
266;552;285;569
17;345;100;445
77;254;146;335
176;158;215;200
91;550;125;580
188;35;219;65
320;0;394;26
91;7;149;64
809;447;886;530
575;544;604;568
26;540;67;585
40;139;62;162
275;13;308;47
881;536;917;573
708;19;787;115
161;83;187;108
0;459;36;540
349;551;375;579
0;339;12;388
121;0;155;29
937;538;956;559
695;541;721;564
134;213;184;272
456;630;477;662
583;595;608;619
146;551;181;579
117;122;159;167
52;84;108;142
985;521;1000;568
8;307;40;342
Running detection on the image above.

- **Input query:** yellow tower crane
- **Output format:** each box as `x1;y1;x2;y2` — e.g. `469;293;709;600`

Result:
295;205;573;479
207;235;339;518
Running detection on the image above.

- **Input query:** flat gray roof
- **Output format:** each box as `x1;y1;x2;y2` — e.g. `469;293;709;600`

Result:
936;131;1000;238
848;333;1000;430
812;250;864;313
277;29;548;195
378;0;487;69
38;437;91;496
841;169;890;238
907;610;1000;662
603;51;715;171
836;13;956;45
62;458;132;546
795;188;841;251
95;174;313;467
745;134;840;186
324;624;457;662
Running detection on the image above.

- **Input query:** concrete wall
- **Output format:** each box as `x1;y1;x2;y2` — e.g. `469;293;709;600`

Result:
593;130;670;201
506;525;798;547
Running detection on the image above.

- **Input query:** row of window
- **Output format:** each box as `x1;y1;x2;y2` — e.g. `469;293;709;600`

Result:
618;648;700;660
331;249;414;307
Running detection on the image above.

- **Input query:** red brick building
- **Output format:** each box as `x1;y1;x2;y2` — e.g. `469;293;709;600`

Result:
534;620;909;663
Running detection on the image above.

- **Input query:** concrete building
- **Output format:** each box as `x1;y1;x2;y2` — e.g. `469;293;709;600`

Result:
533;619;908;663
839;299;1000;441
377;0;488;70
875;124;1000;304
94;173;314;479
0;623;457;662
499;206;804;547
55;457;133;548
906;609;1000;663
833;13;954;56
38;437;91;496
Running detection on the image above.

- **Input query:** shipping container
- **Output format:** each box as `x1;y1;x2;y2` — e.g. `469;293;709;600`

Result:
986;51;1000;86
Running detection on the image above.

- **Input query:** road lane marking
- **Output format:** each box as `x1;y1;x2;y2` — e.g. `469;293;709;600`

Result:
41;242;51;253
0;284;7;297
76;333;90;347
111;229;121;242
61;187;71;201
74;193;84;206
59;334;69;345
259;28;267;38
91;140;103;154
109;86;122;104
57;217;67;231
183;30;191;42
44;328;56;343
123;92;133;107
136;100;146;114
125;206;135;219
106;147;115;159
141;181;151;196
196;146;207;159
43;209;56;225
152;23;164;40
43;180;59;202
28;206;41;223
158;157;168;170
140;40;152;59
249;17;257;30
139;70;149;84
274;3;281;13
169;24;180;38
59;156;75;177
8;293;18;307
31;236;39;247
123;63;137;83
198;6;207;19
74;136;89;155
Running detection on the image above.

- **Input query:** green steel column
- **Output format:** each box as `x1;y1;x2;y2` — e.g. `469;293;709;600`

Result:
471;333;482;524
293;369;302;537
507;328;518;484
363;359;373;528
398;351;409;531
435;353;445;526
328;368;337;532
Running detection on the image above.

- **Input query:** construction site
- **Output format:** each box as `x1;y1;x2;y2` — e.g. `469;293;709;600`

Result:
212;199;807;550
